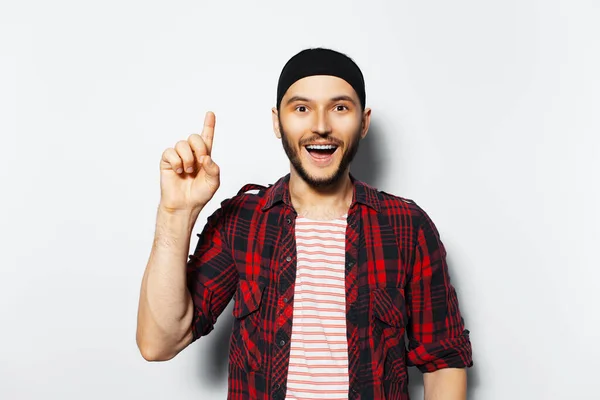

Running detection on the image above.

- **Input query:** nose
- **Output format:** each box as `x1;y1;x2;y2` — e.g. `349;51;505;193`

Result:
312;108;332;136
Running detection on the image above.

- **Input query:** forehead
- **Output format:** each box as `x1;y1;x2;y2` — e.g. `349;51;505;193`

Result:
283;75;358;101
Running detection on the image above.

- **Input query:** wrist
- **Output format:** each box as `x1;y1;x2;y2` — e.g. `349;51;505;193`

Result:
156;204;201;238
158;203;203;218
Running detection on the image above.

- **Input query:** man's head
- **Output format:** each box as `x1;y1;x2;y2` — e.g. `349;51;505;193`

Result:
272;48;371;188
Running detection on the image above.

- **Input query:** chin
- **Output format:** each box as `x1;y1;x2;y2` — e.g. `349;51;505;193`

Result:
299;165;345;188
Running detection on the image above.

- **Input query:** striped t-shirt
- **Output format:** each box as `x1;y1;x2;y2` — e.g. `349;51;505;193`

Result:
285;214;349;400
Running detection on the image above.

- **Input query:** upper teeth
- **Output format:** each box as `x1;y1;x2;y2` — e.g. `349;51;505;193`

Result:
306;145;336;149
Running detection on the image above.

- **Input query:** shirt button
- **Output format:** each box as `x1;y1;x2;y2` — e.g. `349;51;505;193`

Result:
286;217;292;224
275;383;280;389
283;297;288;303
347;260;355;267
279;339;285;346
286;256;292;262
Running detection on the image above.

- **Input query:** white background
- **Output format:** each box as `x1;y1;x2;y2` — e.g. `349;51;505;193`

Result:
1;1;599;399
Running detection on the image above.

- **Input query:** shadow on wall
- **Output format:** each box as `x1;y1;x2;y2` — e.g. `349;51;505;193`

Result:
194;117;478;394
350;119;386;188
197;300;234;386
444;254;479;395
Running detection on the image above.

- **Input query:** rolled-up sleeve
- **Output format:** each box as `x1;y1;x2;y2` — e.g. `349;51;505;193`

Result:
185;200;238;342
405;207;473;372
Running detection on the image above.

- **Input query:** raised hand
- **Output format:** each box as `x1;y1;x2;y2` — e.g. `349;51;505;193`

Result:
159;111;220;213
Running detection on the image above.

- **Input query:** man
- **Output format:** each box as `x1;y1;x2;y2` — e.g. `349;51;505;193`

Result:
136;47;473;400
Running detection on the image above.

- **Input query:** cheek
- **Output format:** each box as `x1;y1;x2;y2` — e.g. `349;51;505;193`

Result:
282;120;310;140
334;111;361;126
284;112;311;127
335;120;362;142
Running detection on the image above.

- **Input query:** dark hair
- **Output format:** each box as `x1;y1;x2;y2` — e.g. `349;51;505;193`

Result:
276;47;366;112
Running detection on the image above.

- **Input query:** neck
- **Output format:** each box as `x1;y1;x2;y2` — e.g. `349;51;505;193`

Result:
288;168;353;220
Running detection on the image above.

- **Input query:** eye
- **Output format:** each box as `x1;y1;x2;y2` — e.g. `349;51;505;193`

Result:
335;105;349;111
295;105;308;112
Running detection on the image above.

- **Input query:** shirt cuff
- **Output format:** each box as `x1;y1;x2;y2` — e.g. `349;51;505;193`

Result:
189;282;215;341
407;329;473;373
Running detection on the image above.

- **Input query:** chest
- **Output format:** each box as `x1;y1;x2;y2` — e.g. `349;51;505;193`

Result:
229;206;409;295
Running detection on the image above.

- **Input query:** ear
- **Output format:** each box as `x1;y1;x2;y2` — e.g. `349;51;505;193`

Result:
272;107;282;139
360;108;372;139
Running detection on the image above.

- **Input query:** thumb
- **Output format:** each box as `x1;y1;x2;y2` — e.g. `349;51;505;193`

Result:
201;155;220;178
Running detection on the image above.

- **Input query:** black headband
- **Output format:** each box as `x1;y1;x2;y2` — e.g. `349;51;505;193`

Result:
276;47;366;110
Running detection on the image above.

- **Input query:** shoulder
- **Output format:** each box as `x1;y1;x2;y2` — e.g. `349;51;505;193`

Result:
377;189;444;243
377;188;427;220
376;187;444;236
215;182;271;218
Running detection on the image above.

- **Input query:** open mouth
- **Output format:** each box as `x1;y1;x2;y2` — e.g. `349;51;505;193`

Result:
304;144;339;165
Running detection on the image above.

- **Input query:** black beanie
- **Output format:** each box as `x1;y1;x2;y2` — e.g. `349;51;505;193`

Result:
276;47;366;110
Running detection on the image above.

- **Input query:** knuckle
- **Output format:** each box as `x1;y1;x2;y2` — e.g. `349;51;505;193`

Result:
188;135;206;151
168;151;182;164
188;133;201;142
163;148;177;161
175;140;189;150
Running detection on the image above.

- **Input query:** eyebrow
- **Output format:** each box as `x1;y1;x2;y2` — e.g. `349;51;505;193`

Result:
285;95;357;106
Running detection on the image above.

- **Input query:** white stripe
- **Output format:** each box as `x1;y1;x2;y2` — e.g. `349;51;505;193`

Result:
295;292;346;303
294;233;346;242
296;252;346;262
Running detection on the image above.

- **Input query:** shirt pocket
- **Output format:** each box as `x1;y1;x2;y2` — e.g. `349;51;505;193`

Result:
371;287;407;328
369;287;408;383
231;279;266;372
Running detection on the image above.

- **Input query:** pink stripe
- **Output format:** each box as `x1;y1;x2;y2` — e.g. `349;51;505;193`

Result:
297;242;346;250
288;332;347;337
292;323;346;328
296;235;347;242
294;306;345;312
296;219;345;226
296;273;344;281
293;264;346;273
297;249;345;257
296;228;346;236
287;371;347;376
286;387;348;394
290;339;347;344
297;257;345;265
288;363;348;368
288;378;348;384
295;289;345;298
288;397;347;400
292;315;347;321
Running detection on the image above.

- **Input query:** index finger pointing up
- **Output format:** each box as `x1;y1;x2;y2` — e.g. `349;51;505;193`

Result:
201;111;216;155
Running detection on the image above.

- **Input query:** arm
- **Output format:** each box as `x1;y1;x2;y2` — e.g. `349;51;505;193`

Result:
136;205;200;361
423;368;467;400
136;200;237;361
405;207;473;389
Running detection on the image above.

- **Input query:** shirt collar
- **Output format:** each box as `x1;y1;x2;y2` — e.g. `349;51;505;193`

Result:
260;173;381;213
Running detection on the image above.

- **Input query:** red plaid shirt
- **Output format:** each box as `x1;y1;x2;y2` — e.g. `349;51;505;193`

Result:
186;174;473;400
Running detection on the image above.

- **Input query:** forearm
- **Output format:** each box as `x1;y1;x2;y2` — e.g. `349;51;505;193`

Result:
136;204;201;360
423;368;467;400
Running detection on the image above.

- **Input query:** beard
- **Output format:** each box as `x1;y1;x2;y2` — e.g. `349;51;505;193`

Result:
279;118;362;188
